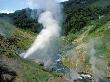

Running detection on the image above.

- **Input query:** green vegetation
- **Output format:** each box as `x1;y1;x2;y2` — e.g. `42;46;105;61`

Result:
61;9;110;74
0;21;63;82
1;0;110;81
63;0;110;35
20;60;60;82
0;8;41;33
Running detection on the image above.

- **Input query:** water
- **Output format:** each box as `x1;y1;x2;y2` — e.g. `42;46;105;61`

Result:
51;53;70;73
51;43;110;82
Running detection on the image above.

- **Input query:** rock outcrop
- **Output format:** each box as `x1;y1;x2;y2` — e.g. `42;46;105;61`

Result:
0;61;17;82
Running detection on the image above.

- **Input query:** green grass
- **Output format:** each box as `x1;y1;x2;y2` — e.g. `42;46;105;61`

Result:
14;28;36;50
19;59;63;82
21;60;50;82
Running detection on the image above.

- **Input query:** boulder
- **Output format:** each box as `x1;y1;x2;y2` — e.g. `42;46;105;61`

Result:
0;61;17;82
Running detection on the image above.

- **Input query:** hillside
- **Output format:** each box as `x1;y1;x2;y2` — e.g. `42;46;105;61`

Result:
63;0;110;34
0;19;67;82
0;0;110;82
61;0;110;79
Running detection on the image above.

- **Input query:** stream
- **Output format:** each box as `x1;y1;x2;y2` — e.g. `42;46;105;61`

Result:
51;44;110;82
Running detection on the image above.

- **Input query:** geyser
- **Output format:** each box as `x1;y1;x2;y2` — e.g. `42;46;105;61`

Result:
23;0;62;67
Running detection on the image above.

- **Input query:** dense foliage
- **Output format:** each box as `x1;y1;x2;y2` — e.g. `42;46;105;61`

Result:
0;8;41;33
12;9;42;33
63;0;110;35
0;0;110;35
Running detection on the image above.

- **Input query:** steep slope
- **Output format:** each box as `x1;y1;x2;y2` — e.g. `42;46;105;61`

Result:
63;0;110;34
0;19;66;82
61;1;110;76
61;12;110;78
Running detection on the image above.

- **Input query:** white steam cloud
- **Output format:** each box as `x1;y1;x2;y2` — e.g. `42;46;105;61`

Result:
22;0;62;67
87;38;105;82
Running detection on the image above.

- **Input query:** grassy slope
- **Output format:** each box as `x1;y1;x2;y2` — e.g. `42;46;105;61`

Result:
61;12;110;76
0;21;65;82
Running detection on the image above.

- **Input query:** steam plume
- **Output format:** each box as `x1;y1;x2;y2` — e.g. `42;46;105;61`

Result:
87;38;104;82
0;18;15;37
23;0;62;67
